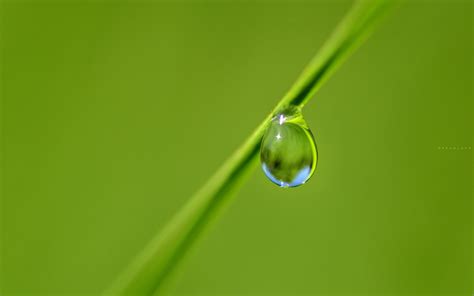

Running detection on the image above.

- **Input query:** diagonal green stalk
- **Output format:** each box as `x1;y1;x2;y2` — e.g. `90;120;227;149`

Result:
105;1;395;295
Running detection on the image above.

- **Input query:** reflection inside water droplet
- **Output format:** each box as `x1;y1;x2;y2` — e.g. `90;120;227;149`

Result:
260;106;317;187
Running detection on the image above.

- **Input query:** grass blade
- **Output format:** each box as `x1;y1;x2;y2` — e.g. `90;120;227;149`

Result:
105;1;395;295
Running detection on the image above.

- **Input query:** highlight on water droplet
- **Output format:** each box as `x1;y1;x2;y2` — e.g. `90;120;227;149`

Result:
260;106;318;187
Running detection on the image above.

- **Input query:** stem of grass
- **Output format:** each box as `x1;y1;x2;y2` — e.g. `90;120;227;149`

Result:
105;1;395;295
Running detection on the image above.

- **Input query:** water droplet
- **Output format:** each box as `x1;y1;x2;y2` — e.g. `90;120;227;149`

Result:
260;106;318;187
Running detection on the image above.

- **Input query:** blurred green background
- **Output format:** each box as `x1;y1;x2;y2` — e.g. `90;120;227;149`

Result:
1;0;472;295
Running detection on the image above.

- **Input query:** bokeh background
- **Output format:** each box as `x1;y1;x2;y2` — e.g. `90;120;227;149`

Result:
1;0;472;295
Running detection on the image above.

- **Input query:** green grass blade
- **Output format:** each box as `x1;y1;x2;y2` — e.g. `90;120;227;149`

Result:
105;1;395;295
